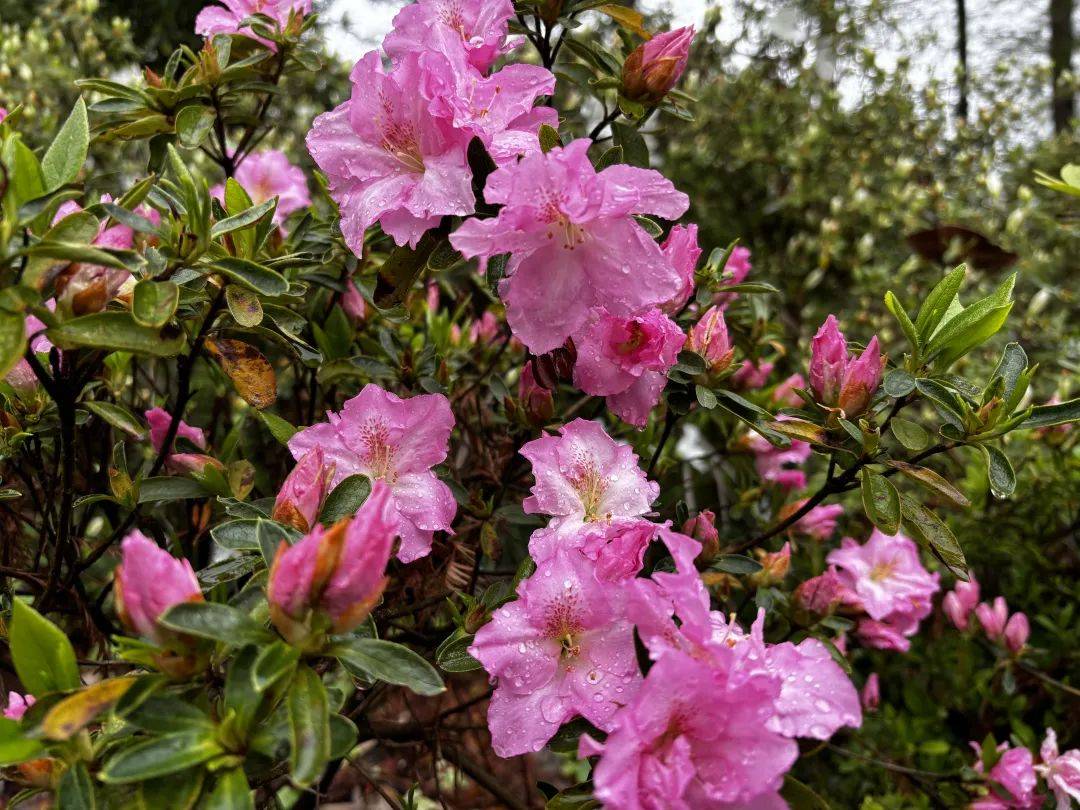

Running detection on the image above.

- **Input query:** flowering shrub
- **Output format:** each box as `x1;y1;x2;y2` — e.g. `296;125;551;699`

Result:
0;1;1078;808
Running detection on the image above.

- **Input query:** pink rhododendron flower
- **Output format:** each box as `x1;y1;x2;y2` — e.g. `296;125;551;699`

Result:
51;200;138;315
572;307;685;427
809;315;884;416
747;429;811;491
861;673;880;711
114;530;202;646
341;280;369;322
450;139;689;353
384;0;519;74
519;418;658;535
792;502;844;541
794;569;845;615
732;359;774;390
943;572;980;630
229;150;310;224
1004;612;1029;654
621;26;696;103
1037;728;1080;810
195;0;311;50
268;482;397;643
288;384;456;562
660;223;701;312
975;596;1009;640
145;407;219;474
687;305;734;374
0;108;7;124
272;447;334;533
855;614;920;652
468;547;641;757
971;743;1041;810
3;692;34;722
468;310;500;343
529;518;659;582
772;372;806;407
307;51;474;251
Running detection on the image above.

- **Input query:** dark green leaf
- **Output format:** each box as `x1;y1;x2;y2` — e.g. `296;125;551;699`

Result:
330;638;444;696
257;410;296;443
435;633;482;673
884;291;919;354
84;401;145;437
136;768;205;810
174;105;216;149
137;476;208;503
210;257;289;296
211;198;277;239
980;444;1015;499
884;460;970;508
899;494;968;579
41;98;89;191
57;762;96;810
882;368;916;398
0;310;27;379
890;417;928;451
252;641;300;692
319;474;372;525
861;471;902;535
1019;397;1080;430
287;666;330;788
132;280;179;328
158;602;272;646
538;124;562;152
48;313;185;357
0;718;45;766
203;768;253;810
100;732;222;783
914;264;965;340
709;555;764;575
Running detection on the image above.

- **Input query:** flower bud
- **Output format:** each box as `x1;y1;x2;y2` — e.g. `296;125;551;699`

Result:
860;673;880;712
837;336;884;416
115;531;203;648
943;592;969;630
518;362;554;426
809;315;884;417
1003;612;1029;654
975;596;1008;640
3;692;34;722
681;509;719;560
794;570;845;615
622;26;695;103
731;359;773;391
341;279;368;323
752;541;791;585
688;305;734;374
273;447;334;533
268;481;397;647
4;359;39;395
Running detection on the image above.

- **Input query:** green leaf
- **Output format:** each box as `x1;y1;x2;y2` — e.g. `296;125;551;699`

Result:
612;121;649;167
329;714;359;759
890;417;929;451
158;602;272;646
885;460;970;508
257;410;296;444
41;98;89;191
287;666;331;788
203;768;253;810
210;257;289;296
100;732;222;783
42;677;136;740
137;476;208;503
48;313;185;358
914;264;966;340
884;291;919;355
538;124;562;152
991;343;1028;403
4;136;45;208
132;280;179;328
781;774;831;810
319;474;372;525
252;641;300;692
694;385;718;410
1019;396;1080;430
212;198;277;239
0;310;27;379
898;494;968;579
84;401;145;437
330;638;444;696
10;598;80;694
225;285;264;327
136;768;205;810
0;717;45;766
980;444;1015;499
125;694;215;735
709;555;765;575
882;368;916;398
926;274;1016;367
375;231;442;307
57;762;96;810
914;378;968;427
860;471;901;535
435;633;482;673
174;105;216;149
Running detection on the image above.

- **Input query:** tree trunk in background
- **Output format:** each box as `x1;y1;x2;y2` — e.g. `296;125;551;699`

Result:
955;0;969;120
1050;0;1075;133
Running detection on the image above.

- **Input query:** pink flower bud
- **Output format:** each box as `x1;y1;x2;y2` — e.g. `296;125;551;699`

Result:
518;362;554;426
660;223;701;313
753;541;791;585
115;531;203;646
953;573;980;614
809;315;849;406
837;336;884;416
622;26;695;102
681;509;719;559
273;447;334;533
975;596;1009;640
145;407;207;454
860;674;880;712
793;502;844;541
3;692;34;722
943;591;970;630
4;359;39;394
772;373;805;407
1004;612;1029;654
341;280;368;322
795;570;845;615
688;305;734;374
268;481;397;645
469;310;500;343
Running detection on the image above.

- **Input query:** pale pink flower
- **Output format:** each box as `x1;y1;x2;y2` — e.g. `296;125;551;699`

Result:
519;418;658;535
971;743;1041;810
621;26;696;103
975;597;1009;640
144;407;220;474
383;0;519;74
747;430;811;491
529;518;659;582
861;673;880;712
1004;612;1029;654
272;447;334;533
731;359;773;390
115;531;202;646
1037;728;1080;810
660;223;701;313
681;509;719;559
572;307;685;427
687;305;734;374
855;613;921;653
809;315;884;416
267;482;397;643
827;529;940;624
450;139;689;353
469;547;641;757
468;310;500;343
232;150;310;224
3;692;34;722
793;502;844;541
772;372;806;407
306;51;474;251
288;384;456;563
196;0;311;50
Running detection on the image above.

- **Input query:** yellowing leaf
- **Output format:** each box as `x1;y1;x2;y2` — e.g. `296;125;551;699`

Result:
206;338;277;410
43;677;137;740
597;4;651;39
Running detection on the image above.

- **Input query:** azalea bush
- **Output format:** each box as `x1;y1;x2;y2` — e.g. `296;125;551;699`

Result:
0;1;1078;808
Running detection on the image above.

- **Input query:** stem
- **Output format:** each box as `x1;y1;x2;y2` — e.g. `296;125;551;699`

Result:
441;745;530;810
588;108;621;141
648;409;680;477
826;744;965;782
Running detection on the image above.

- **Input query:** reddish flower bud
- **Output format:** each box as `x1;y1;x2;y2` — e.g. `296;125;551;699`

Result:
1004;612;1029;654
622;27;695;103
681;509;719;560
860;673;880;712
273;447;334;533
752;541;791;585
688;305;734;374
975;596;1009;640
518;362;554;426
809;315;884;417
795;570;845;615
115;531;203;647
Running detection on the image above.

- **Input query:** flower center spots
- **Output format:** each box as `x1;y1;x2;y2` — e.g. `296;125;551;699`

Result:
566;454;606;522
870;560;897;582
653;707;691;753
438;1;467;36
358;418;396;481
378;98;425;174
542;591;584;659
539;191;587;251
614;321;647;356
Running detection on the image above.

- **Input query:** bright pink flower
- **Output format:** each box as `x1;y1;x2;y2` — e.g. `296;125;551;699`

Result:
469;547;641;757
468;310;500;343
3;692;34;722
1004;612;1029;654
763;633;862;740
288;384;456;563
1037;728;1080;810
772;372;805;407
621;26;696;103
0;108;7;124
195;0;311;50
808;315;884;416
233;150;310;224
861;673;880;711
272;447;334;533
529;518;659;582
944;573;981;630
971;743;1041;810
732;359;774;390
747;430;811;491
519;418;658;535
144;407;219;474
450;139;689;353
687;305;734;374
267;482;397;643
572;307;685;427
518;362;554;426
384;0;519;74
827;529;940;624
975;597;1009;640
794;570;845;615
115;531;202;646
306;51;474;251
855;614;920;653
660;223;701;313
793;502;844;541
